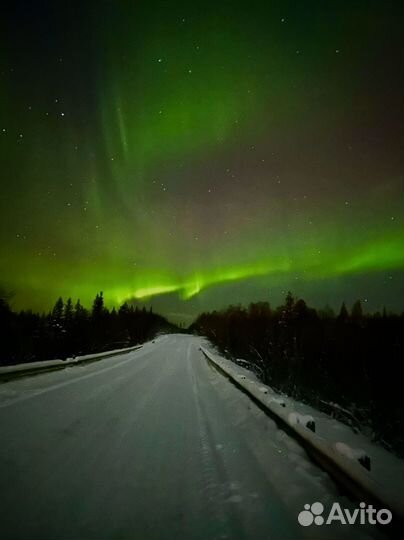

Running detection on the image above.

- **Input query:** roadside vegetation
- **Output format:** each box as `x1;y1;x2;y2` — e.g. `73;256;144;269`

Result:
0;291;176;365
191;293;404;457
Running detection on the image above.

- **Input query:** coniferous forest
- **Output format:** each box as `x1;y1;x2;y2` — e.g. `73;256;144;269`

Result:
191;293;404;456
1;287;403;455
0;291;176;366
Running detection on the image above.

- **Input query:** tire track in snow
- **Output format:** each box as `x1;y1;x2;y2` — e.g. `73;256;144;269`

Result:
187;342;244;540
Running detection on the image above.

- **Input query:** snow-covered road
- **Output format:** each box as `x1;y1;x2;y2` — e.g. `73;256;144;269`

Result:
0;335;386;540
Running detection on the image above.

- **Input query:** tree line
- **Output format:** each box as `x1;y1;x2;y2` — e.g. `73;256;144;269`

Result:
191;293;404;456
0;291;176;365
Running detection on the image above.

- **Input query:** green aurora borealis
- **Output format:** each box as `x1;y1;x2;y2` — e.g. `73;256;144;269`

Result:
1;1;403;321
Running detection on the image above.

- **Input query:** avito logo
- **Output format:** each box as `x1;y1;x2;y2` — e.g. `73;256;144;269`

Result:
298;502;392;527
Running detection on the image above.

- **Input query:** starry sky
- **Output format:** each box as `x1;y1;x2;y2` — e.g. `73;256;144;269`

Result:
1;1;403;323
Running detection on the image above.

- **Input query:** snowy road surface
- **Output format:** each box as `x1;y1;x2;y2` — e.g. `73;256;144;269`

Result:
0;335;386;540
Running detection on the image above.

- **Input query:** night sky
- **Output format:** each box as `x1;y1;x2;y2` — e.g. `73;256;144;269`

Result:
1;1;403;323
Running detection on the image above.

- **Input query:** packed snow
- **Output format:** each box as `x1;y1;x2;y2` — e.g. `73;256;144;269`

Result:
0;335;396;539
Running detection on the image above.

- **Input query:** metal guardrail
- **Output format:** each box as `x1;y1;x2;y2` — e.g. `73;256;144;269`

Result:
0;345;143;383
200;346;404;536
